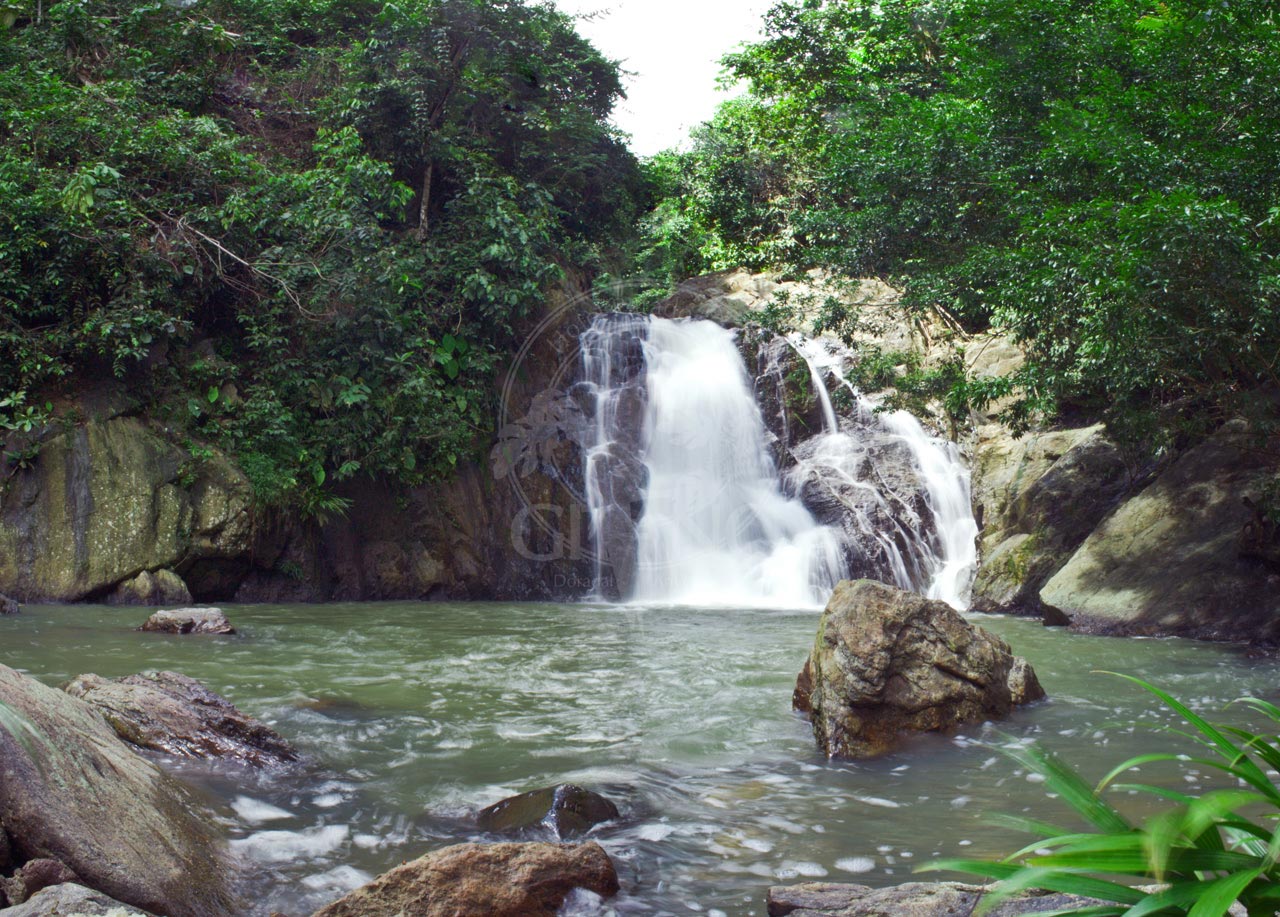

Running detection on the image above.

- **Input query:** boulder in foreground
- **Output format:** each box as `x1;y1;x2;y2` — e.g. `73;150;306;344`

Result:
794;580;1045;759
139;607;235;635
63;670;299;767
0;664;235;917
0;882;154;916
310;841;619;917
767;881;1152;916
477;784;619;839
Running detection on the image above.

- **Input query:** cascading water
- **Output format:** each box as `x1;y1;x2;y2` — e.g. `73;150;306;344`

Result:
789;335;978;609
580;313;976;610
631;318;845;607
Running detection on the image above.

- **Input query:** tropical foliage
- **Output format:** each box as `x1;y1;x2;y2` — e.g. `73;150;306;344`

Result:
929;676;1280;916
645;0;1280;448
0;0;643;508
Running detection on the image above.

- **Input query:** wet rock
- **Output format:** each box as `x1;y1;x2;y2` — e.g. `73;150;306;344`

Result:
309;841;619;917
0;883;154;916
767;882;1120;916
0;665;236;917
108;570;192;606
794;580;1045;759
0;594;17;615
1;858;79;906
139;607;235;635
477;785;620;839
62;670;299;767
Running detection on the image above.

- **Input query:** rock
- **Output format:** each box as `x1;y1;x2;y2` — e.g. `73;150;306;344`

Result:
108;570;192;606
0;664;236;917
969;423;1132;615
477;785;620;839
1040;419;1280;641
1;859;79;906
309;841;619;917
62;671;299;767
0;883;154;916
767;882;1119;916
794;580;1045;759
0;416;253;603
138;607;235;635
0;594;17;615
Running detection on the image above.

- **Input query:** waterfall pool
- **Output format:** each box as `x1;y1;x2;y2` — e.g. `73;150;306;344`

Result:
4;601;1276;915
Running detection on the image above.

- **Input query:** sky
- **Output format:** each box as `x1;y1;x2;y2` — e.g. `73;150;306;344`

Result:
552;0;775;157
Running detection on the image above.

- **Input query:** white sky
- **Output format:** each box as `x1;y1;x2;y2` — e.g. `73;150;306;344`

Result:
553;0;775;156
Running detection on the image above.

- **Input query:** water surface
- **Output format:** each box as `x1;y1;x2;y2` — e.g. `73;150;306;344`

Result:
4;602;1276;916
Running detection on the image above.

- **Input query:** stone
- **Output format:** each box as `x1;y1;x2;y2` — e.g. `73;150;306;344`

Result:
767;882;1122;917
0;883;154;916
0;664;235;917
138;607;235;635
476;785;620;839
1040;419;1280;641
62;671;299;767
1;859;79;906
0;594;17;615
794;580;1045;759
108;570;192;606
309;841;619;917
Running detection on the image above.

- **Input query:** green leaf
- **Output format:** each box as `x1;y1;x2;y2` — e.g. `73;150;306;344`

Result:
1186;868;1261;917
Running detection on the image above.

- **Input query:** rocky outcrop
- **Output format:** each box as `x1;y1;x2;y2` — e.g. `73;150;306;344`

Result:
0;664;235;917
767;882;1128;917
62;671;299;767
477;785;620;840
138;607;235;635
108;570;192;606
0;594;17;615
794;580;1044;759
0;416;254;604
0;882;154;916
309;841;619;917
1039;419;1280;641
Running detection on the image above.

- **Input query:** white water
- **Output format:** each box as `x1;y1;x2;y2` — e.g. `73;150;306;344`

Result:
631;318;845;607
789;335;978;609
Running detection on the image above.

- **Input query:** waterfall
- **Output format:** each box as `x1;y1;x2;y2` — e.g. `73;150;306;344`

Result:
580;314;977;610
788;335;978;609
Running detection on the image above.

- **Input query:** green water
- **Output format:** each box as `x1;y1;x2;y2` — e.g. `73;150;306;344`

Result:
3;601;1277;916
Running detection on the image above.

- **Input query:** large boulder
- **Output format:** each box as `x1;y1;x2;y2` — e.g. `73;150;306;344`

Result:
0;883;154;916
477;785;620;840
108;570;192;606
139;608;235;635
1040;419;1280;641
0;664;236;917
309;841;619;917
62;671;299;767
794;580;1045;759
969;423;1132;615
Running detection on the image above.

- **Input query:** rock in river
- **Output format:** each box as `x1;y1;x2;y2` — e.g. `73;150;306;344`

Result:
0;664;236;917
477;784;620;839
62;670;299;767
138;607;235;635
794;580;1045;759
0;593;18;615
767;882;1129;916
0;882;155;916
310;841;619;917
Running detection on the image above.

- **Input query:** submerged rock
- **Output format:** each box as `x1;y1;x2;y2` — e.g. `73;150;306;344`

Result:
109;570;192;606
62;670;299;767
794;580;1045;759
767;882;1123;916
477;785;620;839
0;593;17;615
0;883;154;916
139;607;235;635
309;841;619;917
0;665;236;917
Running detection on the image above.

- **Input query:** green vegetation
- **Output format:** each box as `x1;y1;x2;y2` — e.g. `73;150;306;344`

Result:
930;676;1280;915
0;0;643;509
645;0;1280;449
